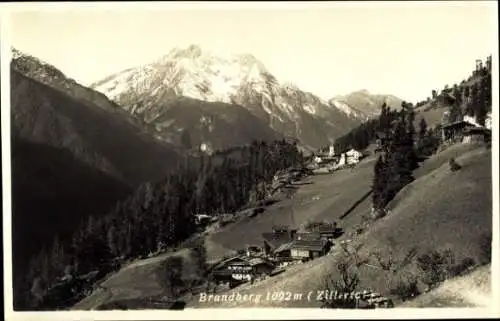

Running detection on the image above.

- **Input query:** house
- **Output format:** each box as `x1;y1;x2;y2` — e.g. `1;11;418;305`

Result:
462;127;491;144
314;155;323;164
441;120;478;143
194;214;213;226
246;245;263;256
272;241;295;260
336;153;346;167
345;149;363;164
210;256;276;284
316;224;343;241
290;239;330;261
328;145;336;157
295;231;322;241
262;227;297;255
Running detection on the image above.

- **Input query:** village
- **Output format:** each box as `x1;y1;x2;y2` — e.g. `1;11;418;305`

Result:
190;113;491;309
188;144;385;304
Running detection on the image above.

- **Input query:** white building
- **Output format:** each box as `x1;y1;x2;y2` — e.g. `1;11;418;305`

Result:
463;113;492;130
345;149;363;164
328;145;335;157
337;153;346;167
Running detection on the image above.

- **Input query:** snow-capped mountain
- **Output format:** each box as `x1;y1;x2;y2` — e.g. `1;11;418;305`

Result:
92;45;364;148
331;89;404;119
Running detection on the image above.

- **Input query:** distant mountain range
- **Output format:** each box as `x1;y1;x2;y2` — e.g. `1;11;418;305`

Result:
91;45;403;149
331;89;404;118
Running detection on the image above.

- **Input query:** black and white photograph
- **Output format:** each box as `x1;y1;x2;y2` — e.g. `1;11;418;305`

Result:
1;1;499;319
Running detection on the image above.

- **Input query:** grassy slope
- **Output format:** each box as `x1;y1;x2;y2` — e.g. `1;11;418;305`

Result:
191;143;491;308
206;155;377;261
72;142;492;309
72;249;194;310
415;104;447;128
401;264;492;308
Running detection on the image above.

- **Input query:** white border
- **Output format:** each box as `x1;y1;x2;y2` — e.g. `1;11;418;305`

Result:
1;1;499;320
1;8;14;320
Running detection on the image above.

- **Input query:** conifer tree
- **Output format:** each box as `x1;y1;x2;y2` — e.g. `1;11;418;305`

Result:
372;155;388;210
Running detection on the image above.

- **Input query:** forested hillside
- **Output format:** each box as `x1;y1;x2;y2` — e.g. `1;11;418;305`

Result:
18;139;304;310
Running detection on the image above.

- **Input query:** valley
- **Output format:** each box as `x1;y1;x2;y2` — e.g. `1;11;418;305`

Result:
7;43;494;312
71;140;492;310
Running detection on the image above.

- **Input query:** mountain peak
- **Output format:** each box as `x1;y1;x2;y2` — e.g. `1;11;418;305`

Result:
352;89;371;95
91;47;366;148
12;47;24;59
177;44;203;58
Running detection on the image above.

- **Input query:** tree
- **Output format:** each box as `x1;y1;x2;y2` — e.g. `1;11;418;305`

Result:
474;78;490;126
30;277;46;308
106;225;118;257
49;236;66;280
384;116;415;202
181;129;193;150
322;253;360;308
418;118;428;142
190;238;208;280
158;256;184;299
372;155;388;211
403;103;419;171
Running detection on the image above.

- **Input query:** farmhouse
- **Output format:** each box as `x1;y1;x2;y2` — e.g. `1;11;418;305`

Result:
345;148;363;164
462;127;491;144
441;120;480;143
210;256;275;284
272;241;295;259
194;214;213;226
290;239;330;261
316;224;343;241
262;227;297;255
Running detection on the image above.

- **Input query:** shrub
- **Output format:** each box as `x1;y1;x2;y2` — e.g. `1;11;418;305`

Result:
389;276;421;301
448;257;476;277
478;233;492;264
416;249;455;290
449;158;462;172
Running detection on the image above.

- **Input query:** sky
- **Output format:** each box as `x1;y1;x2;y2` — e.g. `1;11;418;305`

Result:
8;1;498;102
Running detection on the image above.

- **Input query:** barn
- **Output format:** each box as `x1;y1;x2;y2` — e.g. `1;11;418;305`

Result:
290;239;330;261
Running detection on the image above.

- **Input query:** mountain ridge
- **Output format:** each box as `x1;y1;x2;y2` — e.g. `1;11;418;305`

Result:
91;45;375;149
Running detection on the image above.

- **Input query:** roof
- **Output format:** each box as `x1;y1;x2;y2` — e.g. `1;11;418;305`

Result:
463;127;492;134
441;120;478;129
317;225;338;233
211;255;274;271
248;257;274;267
262;232;294;248
295;232;321;240
211;256;248;270
292;239;328;251
272;225;292;231
273;241;295;253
